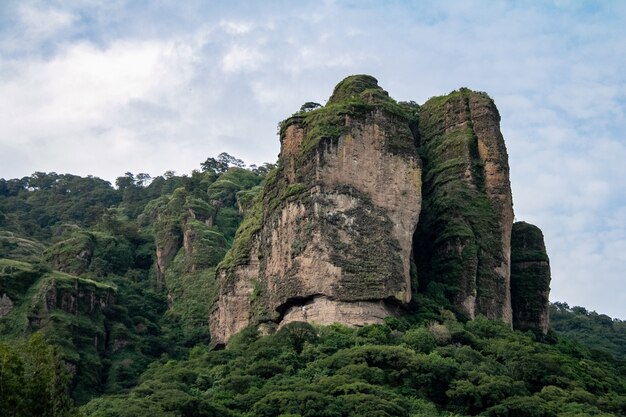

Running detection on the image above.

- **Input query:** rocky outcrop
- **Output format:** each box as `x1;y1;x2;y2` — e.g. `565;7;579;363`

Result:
155;232;181;290
44;230;134;278
27;273;115;329
211;76;551;345
279;296;399;328
510;221;551;334
0;293;13;316
0;259;42;317
413;89;513;323
211;75;422;346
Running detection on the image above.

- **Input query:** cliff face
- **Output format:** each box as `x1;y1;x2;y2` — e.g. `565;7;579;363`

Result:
211;76;551;345
413;89;514;323
27;272;115;330
211;76;422;345
144;176;250;344
510;221;551;333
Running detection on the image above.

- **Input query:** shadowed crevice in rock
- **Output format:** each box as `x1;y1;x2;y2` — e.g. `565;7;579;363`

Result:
210;76;422;346
210;76;551;346
412;88;513;324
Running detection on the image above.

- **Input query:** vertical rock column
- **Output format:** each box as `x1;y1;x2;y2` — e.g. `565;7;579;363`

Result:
468;93;514;323
415;89;513;323
510;221;551;334
210;75;422;346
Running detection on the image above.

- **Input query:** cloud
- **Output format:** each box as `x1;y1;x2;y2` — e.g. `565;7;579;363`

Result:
0;3;76;55
0;0;625;317
219;20;254;35
0;38;195;140
222;45;265;73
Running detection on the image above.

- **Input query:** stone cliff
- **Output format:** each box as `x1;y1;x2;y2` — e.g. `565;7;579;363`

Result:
211;76;422;345
510;221;551;334
413;88;514;323
210;76;551;345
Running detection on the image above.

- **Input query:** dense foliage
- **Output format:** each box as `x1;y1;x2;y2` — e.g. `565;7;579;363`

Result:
81;314;626;417
1;152;625;416
550;302;626;361
0;154;270;407
0;333;77;417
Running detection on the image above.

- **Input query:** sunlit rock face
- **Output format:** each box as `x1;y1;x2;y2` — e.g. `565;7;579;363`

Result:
210;76;422;346
210;75;551;346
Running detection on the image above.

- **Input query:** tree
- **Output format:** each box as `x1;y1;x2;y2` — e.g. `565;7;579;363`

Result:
115;172;135;190
201;153;245;174
0;334;76;417
200;157;228;174
299;102;322;112
135;173;152;187
0;343;25;415
217;152;245;169
251;163;276;176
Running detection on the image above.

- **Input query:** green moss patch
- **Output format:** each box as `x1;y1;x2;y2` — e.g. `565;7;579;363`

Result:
413;89;504;318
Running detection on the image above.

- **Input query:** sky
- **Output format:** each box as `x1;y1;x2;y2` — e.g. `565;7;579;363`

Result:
1;0;625;319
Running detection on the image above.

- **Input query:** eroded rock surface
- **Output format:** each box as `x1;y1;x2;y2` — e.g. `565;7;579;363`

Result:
210;76;551;346
510;221;551;334
211;76;422;345
414;89;513;323
280;296;399;328
0;293;13;316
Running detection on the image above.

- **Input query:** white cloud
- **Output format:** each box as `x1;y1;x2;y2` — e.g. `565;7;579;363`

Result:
221;45;265;73
219;20;254;35
0;39;196;141
0;0;625;317
0;3;77;54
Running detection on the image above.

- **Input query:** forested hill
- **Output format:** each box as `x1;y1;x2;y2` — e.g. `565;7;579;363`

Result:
0;153;273;405
1;153;626;416
550;302;626;361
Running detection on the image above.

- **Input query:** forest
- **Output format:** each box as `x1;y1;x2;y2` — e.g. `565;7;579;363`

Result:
1;154;625;417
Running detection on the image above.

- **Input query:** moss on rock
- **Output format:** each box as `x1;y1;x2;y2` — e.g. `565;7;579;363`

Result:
510;221;551;334
413;88;508;321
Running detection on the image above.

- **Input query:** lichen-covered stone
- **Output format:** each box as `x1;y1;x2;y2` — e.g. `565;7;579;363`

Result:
413;88;513;323
510;221;551;334
211;76;551;346
211;76;422;346
0;293;13;316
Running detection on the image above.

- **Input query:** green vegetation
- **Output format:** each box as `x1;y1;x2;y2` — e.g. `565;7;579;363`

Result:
1;82;625;417
0;173;120;240
81;314;626;417
218;196;263;271
0;256;167;403
0;231;46;260
279;74;419;162
413;89;505;319
0;154;267;407
550;302;626;362
510;222;551;331
328;74;382;103
511;221;550;263
142;166;263;346
0;333;77;417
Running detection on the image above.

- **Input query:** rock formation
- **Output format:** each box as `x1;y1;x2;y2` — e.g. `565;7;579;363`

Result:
211;75;551;346
210;75;422;346
510;221;551;333
413;88;514;323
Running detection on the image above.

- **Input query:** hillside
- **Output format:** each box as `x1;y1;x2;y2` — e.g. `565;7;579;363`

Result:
1;76;625;417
